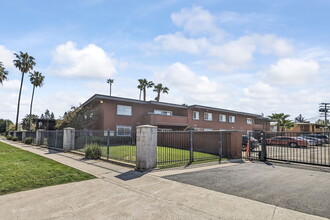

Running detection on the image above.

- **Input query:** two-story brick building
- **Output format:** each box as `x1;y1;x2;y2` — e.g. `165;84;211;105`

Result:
82;94;271;135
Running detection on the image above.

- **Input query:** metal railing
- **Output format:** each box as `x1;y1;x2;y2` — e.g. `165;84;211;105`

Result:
157;131;227;168
26;131;37;144
74;130;136;163
41;130;64;149
244;131;330;167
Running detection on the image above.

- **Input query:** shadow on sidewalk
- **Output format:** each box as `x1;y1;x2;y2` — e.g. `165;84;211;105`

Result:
115;170;147;181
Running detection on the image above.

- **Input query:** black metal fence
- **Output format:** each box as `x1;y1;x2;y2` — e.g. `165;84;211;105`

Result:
16;132;23;141
26;131;37;144
157;131;229;168
244;131;330;167
74;130;136;163
41;130;64;149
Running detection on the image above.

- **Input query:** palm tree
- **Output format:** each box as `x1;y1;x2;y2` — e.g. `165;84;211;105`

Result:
106;79;114;96
28;71;45;131
0;62;8;85
137;79;154;101
268;113;294;131
153;83;169;102
13;52;36;130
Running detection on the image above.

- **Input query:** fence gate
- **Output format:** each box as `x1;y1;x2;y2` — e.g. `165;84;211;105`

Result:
244;131;330;167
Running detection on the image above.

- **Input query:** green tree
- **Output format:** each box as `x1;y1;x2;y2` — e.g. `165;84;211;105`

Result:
56;105;100;129
106;78;114;96
21;114;39;130
268;113;294;131
28;71;45;130
0;119;13;133
153;83;169;102
13;51;36;130
295;114;307;123
137;79;154;101
0;62;9;85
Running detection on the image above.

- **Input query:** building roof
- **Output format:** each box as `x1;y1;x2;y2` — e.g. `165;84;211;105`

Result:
82;94;270;119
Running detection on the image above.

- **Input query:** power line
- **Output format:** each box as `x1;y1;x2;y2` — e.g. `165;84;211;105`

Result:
319;103;330;126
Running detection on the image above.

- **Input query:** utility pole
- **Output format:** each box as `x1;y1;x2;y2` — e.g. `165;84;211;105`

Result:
319;103;330;128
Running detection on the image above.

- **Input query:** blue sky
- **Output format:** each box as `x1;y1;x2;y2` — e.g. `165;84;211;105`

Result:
1;0;330;123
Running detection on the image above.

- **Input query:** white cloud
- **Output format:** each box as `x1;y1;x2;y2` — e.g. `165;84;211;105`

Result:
154;32;209;54
264;58;319;85
171;6;225;38
51;41;116;79
2;79;25;91
0;45;15;70
153;62;228;105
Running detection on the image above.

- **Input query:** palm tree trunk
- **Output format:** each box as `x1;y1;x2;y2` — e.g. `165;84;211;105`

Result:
28;85;36;131
15;72;25;130
139;89;142;100
110;84;112;96
157;91;160;102
143;88;146;101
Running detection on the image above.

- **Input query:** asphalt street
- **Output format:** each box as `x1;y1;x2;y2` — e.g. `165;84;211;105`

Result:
164;162;330;219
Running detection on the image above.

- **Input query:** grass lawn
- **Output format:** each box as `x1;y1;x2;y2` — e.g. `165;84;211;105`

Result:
0;141;95;195
76;145;222;168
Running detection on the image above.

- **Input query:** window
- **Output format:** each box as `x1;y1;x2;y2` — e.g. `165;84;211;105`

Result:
116;126;132;136
229;116;236;123
219;114;226;122
154;109;172;116
204;112;213;121
117;105;132;116
247;118;253;124
193;111;200;120
204;128;213;131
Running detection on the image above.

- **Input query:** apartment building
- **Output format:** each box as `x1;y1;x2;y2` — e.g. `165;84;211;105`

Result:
82;94;271;135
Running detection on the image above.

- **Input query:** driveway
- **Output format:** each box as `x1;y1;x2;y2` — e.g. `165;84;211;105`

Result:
164;161;330;219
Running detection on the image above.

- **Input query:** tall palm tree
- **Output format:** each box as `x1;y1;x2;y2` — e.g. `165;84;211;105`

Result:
28;71;44;131
13;52;36;130
0;62;8;85
137;79;143;100
106;78;114;96
268;113;294;131
137;79;154;101
153;83;169;102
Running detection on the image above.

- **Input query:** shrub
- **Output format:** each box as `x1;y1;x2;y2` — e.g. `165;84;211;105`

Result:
75;136;106;149
7;135;13;140
24;137;33;145
12;137;18;141
85;143;102;159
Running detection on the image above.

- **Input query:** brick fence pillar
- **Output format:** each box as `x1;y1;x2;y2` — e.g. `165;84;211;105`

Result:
36;129;44;145
22;130;27;142
136;125;157;171
63;127;75;152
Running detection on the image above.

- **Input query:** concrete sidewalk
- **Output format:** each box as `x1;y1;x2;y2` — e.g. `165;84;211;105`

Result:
0;140;327;220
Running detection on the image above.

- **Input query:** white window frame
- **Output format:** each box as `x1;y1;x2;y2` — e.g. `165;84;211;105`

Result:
204;112;213;121
204;128;213;131
116;125;132;136
154;109;173;116
229;116;236;123
193;111;200;120
219;114;226;122
247;118;253;125
117;105;132;116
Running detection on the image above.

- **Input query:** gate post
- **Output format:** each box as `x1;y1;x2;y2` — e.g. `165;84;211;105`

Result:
106;129;110;160
63;127;75;152
22;130;27;142
36;129;44;146
136;125;157;171
260;131;267;161
189;130;194;163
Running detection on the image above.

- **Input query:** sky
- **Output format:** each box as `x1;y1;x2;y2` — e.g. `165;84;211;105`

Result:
1;0;330;123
